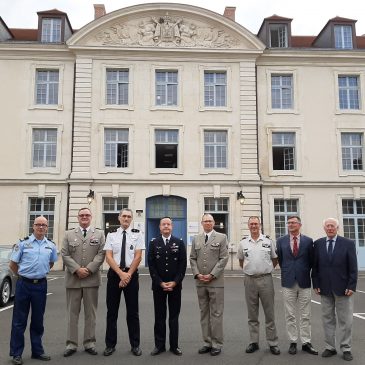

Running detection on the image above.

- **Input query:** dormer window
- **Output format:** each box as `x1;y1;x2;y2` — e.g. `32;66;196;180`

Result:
41;18;61;43
334;25;353;49
270;24;288;48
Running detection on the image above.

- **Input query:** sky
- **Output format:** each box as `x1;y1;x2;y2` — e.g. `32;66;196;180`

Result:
1;0;365;36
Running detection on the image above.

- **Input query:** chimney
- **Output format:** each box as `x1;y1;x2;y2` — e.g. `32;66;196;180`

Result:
223;6;236;22
94;4;106;19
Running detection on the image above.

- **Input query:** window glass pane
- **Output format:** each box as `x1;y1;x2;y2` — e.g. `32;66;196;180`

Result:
104;128;129;168
271;75;293;109
155;70;178;106
35;70;59;105
342;199;365;247
204;131;227;169
274;199;298;239
28;197;55;239
32;129;57;168
106;69;129;105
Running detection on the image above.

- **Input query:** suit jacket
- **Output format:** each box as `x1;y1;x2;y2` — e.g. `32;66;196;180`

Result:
276;234;313;289
190;230;228;287
312;235;358;296
148;235;187;290
62;227;105;288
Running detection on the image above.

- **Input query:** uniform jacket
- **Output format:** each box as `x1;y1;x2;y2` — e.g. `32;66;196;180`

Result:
276;234;313;289
190;231;228;287
148;235;187;290
312;235;358;296
62;227;105;288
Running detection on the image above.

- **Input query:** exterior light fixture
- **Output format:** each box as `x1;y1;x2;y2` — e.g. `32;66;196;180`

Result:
237;191;245;205
87;189;95;204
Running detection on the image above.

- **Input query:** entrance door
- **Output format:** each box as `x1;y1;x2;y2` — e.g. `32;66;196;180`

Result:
145;195;187;266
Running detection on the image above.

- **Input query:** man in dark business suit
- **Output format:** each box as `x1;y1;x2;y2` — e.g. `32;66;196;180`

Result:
148;217;187;356
312;218;358;362
276;215;317;355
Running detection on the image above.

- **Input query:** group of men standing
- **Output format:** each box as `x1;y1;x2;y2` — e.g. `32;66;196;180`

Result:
8;209;358;365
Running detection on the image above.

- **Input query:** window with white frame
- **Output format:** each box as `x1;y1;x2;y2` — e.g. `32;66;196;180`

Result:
338;76;360;110
28;197;55;239
106;69;129;105
342;199;365;247
155;129;178;168
341;133;363;171
204;197;229;236
274;199;299;239
269;24;288;48
334;25;353;49
204;130;227;169
103;197;129;234
104;129;129;168
155;70;178;106
204;71;227;107
32;128;57;168
272;132;296;170
41;18;62;43
35;70;59;105
271;74;293;109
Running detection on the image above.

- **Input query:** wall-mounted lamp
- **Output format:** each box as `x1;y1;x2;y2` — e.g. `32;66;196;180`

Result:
87;189;95;204
237;191;245;205
136;209;143;217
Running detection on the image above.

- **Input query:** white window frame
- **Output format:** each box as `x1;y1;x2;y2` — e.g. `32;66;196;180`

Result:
98;123;134;174
31;128;58;169
334;25;353;49
149;124;184;175
341;198;365;248
336;129;365;176
100;64;134;110
150;65;183;111
29;63;64;110
199;65;232;111
266;69;298;114
41;18;62;43
267;127;302;176
269;24;288;48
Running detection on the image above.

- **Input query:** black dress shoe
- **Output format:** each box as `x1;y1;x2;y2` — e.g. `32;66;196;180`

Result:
12;356;23;365
198;346;212;354
131;347;142;356
170;347;182;356
270;346;281;355
210;348;221;356
302;343;318;355
246;343;259;353
31;354;51;361
321;349;337;357
63;349;77;357
85;348;98;355
103;347;115;356
150;347;166;356
289;343;297;355
343;351;353;361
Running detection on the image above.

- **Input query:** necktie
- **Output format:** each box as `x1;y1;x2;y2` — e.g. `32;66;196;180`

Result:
165;239;169;246
205;234;208;243
328;239;333;261
83;229;87;238
292;236;298;257
120;230;126;269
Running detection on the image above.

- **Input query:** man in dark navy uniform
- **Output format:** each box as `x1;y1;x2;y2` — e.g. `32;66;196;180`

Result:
9;216;58;365
148;217;187;356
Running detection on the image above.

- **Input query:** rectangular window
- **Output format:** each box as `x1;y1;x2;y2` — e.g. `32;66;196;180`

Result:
32;129;57;168
204;131;227;169
41;18;62;43
274;199;299;239
36;70;59;105
341;133;363;170
334;25;353;49
204;71;227;107
269;24;288;48
338;76;360;110
104;129;129;168
155;129;178;168
155;71;178;106
106;69;129;105
204;197;229;236
343;199;365;247
28;197;55;239
271;75;293;109
272;132;296;170
103;197;129;234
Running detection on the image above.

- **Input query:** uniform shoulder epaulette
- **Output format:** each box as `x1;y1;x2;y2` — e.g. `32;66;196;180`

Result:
131;228;140;233
47;238;55;243
265;235;271;239
20;236;29;241
150;237;156;241
241;236;248;240
179;238;183;240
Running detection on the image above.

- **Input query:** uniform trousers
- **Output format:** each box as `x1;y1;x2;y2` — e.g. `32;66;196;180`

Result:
105;269;140;348
282;283;311;343
321;293;353;352
196;286;224;349
10;279;47;357
66;287;99;350
153;286;181;350
244;274;278;346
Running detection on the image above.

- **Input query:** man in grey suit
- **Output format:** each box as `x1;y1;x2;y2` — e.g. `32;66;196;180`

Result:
190;213;228;356
61;207;105;357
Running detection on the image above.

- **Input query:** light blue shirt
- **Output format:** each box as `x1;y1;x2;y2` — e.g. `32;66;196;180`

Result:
11;234;58;279
326;235;337;252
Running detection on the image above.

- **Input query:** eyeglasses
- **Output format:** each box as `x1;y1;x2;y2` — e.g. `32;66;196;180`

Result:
78;214;91;218
202;220;213;223
120;215;132;218
34;224;48;228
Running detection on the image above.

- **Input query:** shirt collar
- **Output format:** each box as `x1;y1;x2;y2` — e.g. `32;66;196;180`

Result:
326;235;337;243
248;233;264;242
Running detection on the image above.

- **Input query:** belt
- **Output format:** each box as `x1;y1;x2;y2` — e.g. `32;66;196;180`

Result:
19;276;46;284
247;273;271;278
